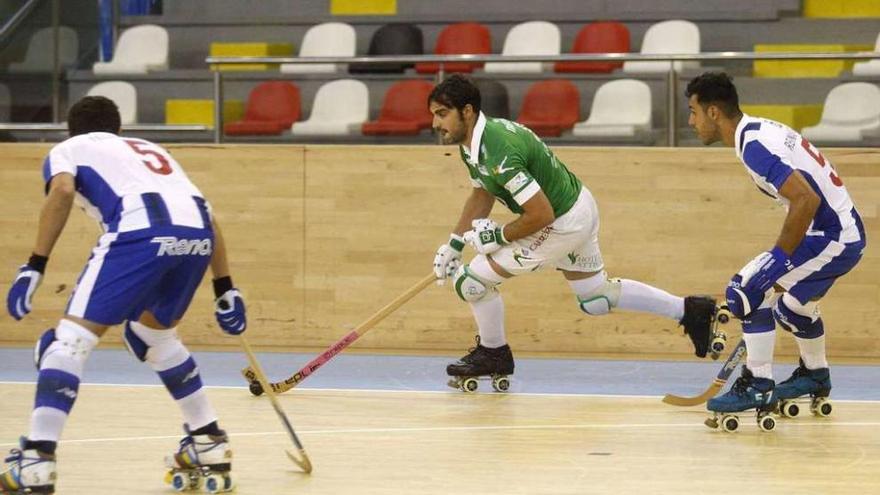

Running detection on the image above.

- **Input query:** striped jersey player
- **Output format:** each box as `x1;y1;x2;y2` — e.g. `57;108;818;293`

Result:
428;74;720;388
2;96;246;493
686;72;865;417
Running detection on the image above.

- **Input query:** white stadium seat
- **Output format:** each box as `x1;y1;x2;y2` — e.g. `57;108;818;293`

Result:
291;79;369;136
573;79;652;141
281;22;356;74
801;83;880;143
623;20;700;74
93;25;169;75
484;21;560;74
8;26;78;73
852;32;880;76
87;81;138;125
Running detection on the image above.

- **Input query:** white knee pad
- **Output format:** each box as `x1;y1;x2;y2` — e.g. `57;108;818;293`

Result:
453;263;500;303
575;271;621;316
124;321;189;369
34;319;99;371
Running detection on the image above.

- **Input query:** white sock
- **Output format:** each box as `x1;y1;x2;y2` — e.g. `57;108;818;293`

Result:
618;279;684;320
471;296;506;348
744;331;776;380
795;334;829;370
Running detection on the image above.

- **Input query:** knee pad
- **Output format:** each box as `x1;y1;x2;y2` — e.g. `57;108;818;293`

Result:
33;328;56;370
741;307;775;334
575;271;621;316
34;319;98;371
124;320;189;368
453;264;500;303
773;294;823;338
725;274;775;319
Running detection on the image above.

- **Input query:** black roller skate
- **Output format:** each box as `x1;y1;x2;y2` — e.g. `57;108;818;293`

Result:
447;336;514;393
775;360;833;418
705;366;778;433
0;439;56;494
679;296;728;359
164;428;234;493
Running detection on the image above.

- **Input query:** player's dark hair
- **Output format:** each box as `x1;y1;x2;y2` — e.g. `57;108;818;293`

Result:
428;73;481;115
685;72;742;118
67;96;122;137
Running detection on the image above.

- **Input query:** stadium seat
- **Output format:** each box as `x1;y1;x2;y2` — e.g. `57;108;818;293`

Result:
362;80;434;136
87;81;138;124
484;21;560;74
474;79;510;119
801;82;880;143
224;81;301;135
623;20;700;74
853;32;880;76
0;83;10;121
515;79;579;137
93;25;169;75
291;79;369;136
281;22;356;74
349;23;423;74
555;22;630;74
415;22;491;74
8;26;78;73
573;79;652;141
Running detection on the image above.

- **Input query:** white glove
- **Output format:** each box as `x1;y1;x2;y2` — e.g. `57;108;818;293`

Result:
464;218;508;255
433;234;465;285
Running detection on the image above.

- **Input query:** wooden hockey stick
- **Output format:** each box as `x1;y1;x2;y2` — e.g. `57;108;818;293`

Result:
242;273;436;396
662;338;747;407
239;335;313;473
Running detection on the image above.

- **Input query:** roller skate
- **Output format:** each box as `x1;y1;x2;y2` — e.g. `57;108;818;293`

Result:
679;296;728;359
705;366;778;433
446;336;514;393
0;439;56;494
164;429;234;493
775;360;833;419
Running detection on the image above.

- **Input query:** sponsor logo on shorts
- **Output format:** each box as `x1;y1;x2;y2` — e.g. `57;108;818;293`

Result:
151;236;213;256
513;250;532;267
528;226;553;251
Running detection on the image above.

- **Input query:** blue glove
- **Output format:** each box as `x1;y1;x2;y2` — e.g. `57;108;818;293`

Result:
743;246;794;294
7;257;46;320
213;276;246;335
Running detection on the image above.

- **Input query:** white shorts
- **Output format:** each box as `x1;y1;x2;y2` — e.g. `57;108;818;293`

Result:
489;187;604;275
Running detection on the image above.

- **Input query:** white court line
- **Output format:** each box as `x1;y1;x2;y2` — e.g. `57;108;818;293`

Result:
4;420;880;449
2;380;880;404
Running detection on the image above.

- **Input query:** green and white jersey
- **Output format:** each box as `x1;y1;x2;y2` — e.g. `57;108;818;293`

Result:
459;113;582;217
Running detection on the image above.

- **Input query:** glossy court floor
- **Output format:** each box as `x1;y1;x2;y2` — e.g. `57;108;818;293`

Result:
1;348;879;494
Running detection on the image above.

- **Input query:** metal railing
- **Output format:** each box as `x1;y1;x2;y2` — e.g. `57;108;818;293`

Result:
205;51;880;146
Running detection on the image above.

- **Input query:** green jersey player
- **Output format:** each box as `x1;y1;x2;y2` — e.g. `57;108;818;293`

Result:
428;75;718;390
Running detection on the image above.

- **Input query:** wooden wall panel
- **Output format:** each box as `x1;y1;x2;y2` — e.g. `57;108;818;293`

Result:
0;144;877;358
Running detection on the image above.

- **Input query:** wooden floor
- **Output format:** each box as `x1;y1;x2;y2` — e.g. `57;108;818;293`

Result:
1;383;878;494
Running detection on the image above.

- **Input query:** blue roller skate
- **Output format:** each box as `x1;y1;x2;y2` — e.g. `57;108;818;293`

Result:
775;360;832;418
705;366;778;432
0;438;56;494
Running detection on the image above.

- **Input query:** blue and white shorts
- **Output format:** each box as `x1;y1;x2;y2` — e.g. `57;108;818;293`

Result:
777;232;865;304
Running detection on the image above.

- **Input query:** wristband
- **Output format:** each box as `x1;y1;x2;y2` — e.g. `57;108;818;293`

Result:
498;225;509;245
28;253;48;274
213;276;234;298
449;233;466;252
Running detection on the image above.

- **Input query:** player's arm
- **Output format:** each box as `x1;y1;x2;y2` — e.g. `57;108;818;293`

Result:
774;171;820;255
33;173;76;258
209;218;247;334
501;189;554;242
452;187;495;236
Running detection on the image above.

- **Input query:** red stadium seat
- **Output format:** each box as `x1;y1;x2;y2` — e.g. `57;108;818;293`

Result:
554;21;630;73
224;81;301;135
516;79;580;137
362;80;435;136
415;22;491;74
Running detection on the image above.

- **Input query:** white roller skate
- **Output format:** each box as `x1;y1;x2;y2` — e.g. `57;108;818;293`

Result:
164;431;234;493
0;440;56;494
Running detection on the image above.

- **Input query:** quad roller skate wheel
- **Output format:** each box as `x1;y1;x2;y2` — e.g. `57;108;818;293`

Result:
492;376;510;392
169;471;201;492
704;416;720;430
811;398;832;417
717;312;730;324
758;414;776;432
779;400;800;418
721;414;740;433
204;473;233;493
248;381;264;397
461;377;478;393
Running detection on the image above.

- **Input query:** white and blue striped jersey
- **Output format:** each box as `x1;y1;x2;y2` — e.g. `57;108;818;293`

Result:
43;132;212;233
734;114;863;244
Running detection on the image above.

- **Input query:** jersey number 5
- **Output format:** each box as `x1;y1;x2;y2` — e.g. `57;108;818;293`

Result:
800;138;843;187
123;139;173;175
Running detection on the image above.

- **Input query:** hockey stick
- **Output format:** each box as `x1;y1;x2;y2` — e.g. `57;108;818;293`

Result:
662;338;747;407
242;273;436;396
238;335;313;473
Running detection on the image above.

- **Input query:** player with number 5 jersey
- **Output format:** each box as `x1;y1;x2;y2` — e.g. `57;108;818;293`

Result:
2;96;245;493
686;72;865;426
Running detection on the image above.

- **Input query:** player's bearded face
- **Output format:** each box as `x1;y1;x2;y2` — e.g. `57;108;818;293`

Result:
688;96;720;145
430;102;468;145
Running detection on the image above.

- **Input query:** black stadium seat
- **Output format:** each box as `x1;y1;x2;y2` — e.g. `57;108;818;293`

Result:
349;23;424;74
